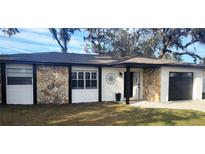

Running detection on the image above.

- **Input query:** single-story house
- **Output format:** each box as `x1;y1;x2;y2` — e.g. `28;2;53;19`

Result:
0;52;204;105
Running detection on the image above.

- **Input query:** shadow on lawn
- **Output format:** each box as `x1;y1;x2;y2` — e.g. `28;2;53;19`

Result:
1;102;205;126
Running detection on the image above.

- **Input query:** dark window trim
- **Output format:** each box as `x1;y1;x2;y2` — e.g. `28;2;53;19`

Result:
98;67;102;102
1;63;6;104
68;66;72;104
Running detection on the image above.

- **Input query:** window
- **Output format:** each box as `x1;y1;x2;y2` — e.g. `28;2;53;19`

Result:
72;71;97;89
72;72;84;89
7;77;32;85
85;72;97;89
7;67;33;85
169;72;177;77
85;72;91;88
182;72;193;78
71;72;77;88
78;72;84;88
169;72;193;78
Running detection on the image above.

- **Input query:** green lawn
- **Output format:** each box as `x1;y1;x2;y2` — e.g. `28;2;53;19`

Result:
1;102;205;126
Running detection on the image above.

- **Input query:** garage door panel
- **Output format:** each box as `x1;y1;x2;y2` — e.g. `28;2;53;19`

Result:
6;65;33;105
169;72;193;101
7;85;33;104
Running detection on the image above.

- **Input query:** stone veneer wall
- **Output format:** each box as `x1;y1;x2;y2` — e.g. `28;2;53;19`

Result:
37;65;69;104
143;68;161;102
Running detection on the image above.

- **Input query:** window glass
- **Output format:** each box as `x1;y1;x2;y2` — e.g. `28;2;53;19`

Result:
92;72;97;79
169;72;177;77
7;77;32;85
78;72;84;79
86;72;90;79
78;80;84;88
72;80;77;88
86;80;91;88
72;72;77;79
91;80;97;88
170;72;193;78
182;72;193;77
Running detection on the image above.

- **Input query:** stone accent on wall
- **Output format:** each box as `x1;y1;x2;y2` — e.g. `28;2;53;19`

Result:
37;65;69;104
143;68;161;102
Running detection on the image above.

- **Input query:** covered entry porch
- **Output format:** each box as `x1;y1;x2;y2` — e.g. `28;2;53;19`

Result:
124;65;161;105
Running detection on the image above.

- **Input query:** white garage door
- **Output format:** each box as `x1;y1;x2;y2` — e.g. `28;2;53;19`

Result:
6;64;33;104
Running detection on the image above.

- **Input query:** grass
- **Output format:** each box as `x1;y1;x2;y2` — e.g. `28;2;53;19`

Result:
1;102;205;126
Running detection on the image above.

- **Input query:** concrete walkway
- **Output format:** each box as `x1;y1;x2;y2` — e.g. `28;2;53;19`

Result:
130;100;205;112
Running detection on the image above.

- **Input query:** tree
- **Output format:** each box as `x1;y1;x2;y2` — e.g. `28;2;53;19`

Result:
144;28;205;62
49;28;80;53
85;28;205;62
0;28;19;36
111;28;158;57
84;28;118;55
84;28;157;58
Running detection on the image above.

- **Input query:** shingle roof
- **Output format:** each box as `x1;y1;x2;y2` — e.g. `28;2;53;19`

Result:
0;52;126;65
121;56;184;65
0;52;204;68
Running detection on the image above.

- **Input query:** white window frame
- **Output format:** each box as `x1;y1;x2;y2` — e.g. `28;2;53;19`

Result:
72;71;98;89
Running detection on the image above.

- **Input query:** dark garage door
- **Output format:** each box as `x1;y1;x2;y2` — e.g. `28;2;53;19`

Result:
169;72;193;101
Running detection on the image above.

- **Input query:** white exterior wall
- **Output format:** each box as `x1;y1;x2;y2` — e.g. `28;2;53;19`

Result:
160;66;204;102
102;67;143;101
72;66;98;103
203;72;205;92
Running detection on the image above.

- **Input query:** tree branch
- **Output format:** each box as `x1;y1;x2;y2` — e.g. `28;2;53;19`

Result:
173;51;202;63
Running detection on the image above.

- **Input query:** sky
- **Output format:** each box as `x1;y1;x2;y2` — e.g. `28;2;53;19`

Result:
0;28;87;54
0;28;205;62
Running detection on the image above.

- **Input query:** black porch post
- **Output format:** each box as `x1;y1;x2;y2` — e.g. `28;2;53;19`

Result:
98;66;102;102
1;63;6;104
125;66;130;105
33;64;37;105
68;65;72;104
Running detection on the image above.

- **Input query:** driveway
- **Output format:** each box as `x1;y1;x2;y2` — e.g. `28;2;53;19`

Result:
130;100;205;112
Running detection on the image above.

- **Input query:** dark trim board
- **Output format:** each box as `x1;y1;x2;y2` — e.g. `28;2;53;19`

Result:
121;63;205;69
68;66;72;104
1;63;6;104
125;66;131;104
98;67;102;102
0;60;119;68
124;72;133;98
1;60;205;69
138;72;140;99
33;64;37;104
